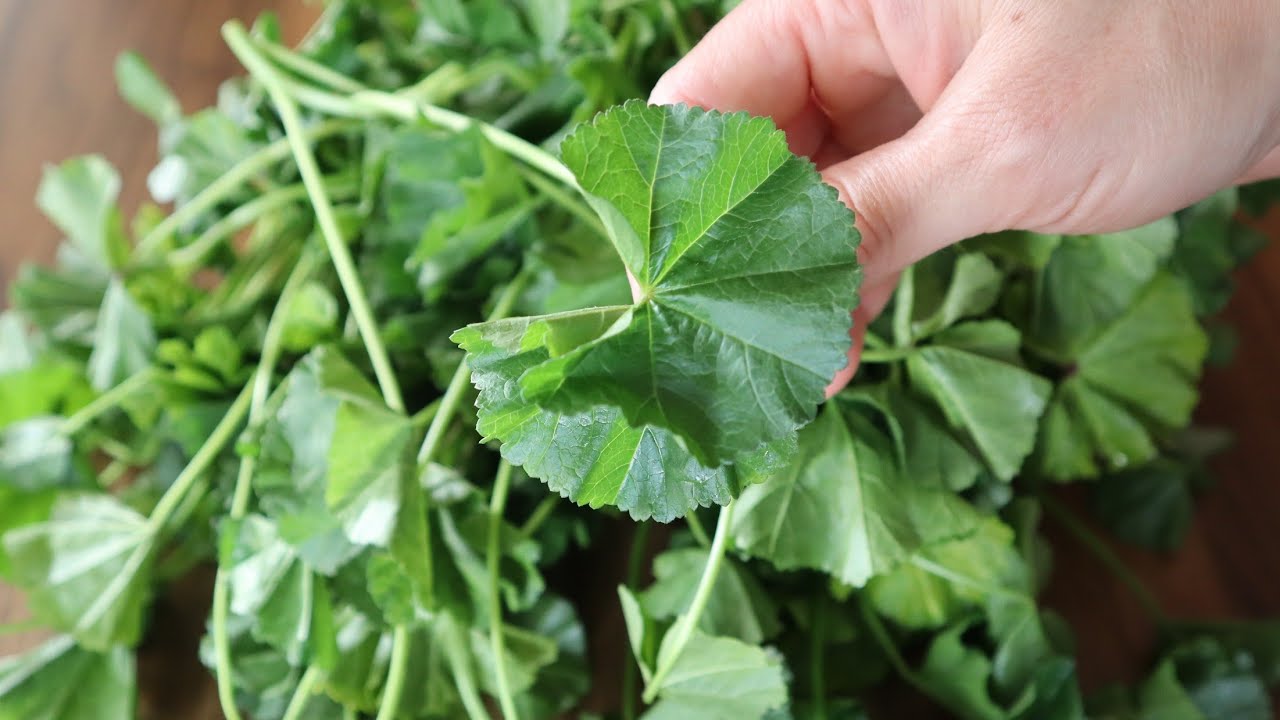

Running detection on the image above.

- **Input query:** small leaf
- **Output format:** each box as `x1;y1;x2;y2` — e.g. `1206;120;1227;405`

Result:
115;52;181;127
87;280;156;393
907;321;1051;481
0;417;75;491
3;494;154;650
643;630;788;720
35;156;126;270
0;636;135;720
641;548;781;644
731;404;976;587
918;623;1006;720
325;400;412;547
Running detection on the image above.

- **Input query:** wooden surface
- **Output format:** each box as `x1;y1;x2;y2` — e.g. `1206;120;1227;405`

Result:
2;0;1279;713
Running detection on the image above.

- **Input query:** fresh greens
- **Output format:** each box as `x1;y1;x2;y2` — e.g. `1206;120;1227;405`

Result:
0;2;1276;719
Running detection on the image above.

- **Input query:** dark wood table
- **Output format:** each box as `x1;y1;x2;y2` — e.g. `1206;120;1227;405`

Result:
2;0;1278;716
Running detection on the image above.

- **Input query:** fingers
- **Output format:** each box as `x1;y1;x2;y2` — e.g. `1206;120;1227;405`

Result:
649;0;897;155
1237;144;1280;185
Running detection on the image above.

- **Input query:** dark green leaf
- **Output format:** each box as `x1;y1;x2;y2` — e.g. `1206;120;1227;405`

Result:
461;101;861;468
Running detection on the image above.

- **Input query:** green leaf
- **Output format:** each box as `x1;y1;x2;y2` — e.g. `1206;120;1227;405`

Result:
866;516;1021;630
0;362;92;430
919;622;1006;720
643;630;788;720
461;101;861;468
906;251;1004;340
326;400;413;547
1035;274;1208;479
86;280;156;393
0;487;58;580
0;636;135;720
905;321;1050;481
35;156;126;270
1169;638;1273;720
731;404;976;587
225;515;334;664
0;312;36;374
1030;219;1177;357
963;230;1062;270
114;52;181;127
641;547;781;644
3;494;154;650
454;309;747;522
280;282;340;353
0;418;75;491
1091;460;1194;552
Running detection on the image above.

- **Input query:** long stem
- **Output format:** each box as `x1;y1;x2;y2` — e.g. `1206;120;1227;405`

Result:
147;383;252;533
859;596;938;701
374;625;413;720
487;461;521;720
281;665;323;720
642;500;735;703
515;165;607;238
224;21;406;414
517;496;558;539
135;119;349;258
254;35;365;94
416;272;531;464
1041;495;1168;625
858;347;916;364
621;522;652;720
684;512;711;549
168;179;355;273
212;252;320;720
60;368;155;437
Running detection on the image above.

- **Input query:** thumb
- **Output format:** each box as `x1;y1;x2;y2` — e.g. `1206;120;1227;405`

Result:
821;111;1004;285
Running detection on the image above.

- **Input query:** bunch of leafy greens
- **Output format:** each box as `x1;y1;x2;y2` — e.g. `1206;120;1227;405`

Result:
1;2;1278;719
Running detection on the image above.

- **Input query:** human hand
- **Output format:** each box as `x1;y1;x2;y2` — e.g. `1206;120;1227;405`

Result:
649;0;1280;393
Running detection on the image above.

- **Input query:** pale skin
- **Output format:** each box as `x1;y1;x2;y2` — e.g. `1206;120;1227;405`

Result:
646;0;1280;394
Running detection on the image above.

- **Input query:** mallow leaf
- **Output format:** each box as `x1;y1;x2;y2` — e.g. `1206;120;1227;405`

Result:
643;630;788;720
907;321;1052;481
1036;274;1207;479
35;156;127;271
454;309;749;522
1029;219;1177;358
0;636;135;720
457;101;861;470
731;404;976;587
3;494;154;650
641;547;781;644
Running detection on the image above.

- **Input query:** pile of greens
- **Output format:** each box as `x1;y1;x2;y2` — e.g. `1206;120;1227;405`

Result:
2;2;1278;718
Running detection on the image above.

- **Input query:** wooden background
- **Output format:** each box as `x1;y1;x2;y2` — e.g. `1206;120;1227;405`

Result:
1;0;1278;716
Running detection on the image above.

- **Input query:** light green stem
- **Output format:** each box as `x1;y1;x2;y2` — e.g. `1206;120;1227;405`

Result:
487;461;521;720
254;34;365;94
281;665;323;720
858;347;916;364
147;383;252;533
642;500;736;703
212;252;320;720
224;21;406;414
685;512;711;549
61;368;155;436
518;496;558;539
135;119;349;258
374;625;413;720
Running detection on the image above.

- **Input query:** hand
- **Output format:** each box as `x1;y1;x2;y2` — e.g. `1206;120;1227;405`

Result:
649;0;1280;393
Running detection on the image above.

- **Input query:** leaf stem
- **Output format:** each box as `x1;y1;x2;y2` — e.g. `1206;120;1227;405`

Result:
168;178;356;274
859;596;940;702
515;165;607;238
642;500;735;703
147;383;252;533
223;21;406;414
685;511;711;548
487;460;521;720
253;34;365;94
60;368;155;437
621;521;652;720
374;625;412;720
135;118;350;258
518;495;558;539
281;665;323;720
1040;495;1168;626
858;347;916;364
212;251;320;720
